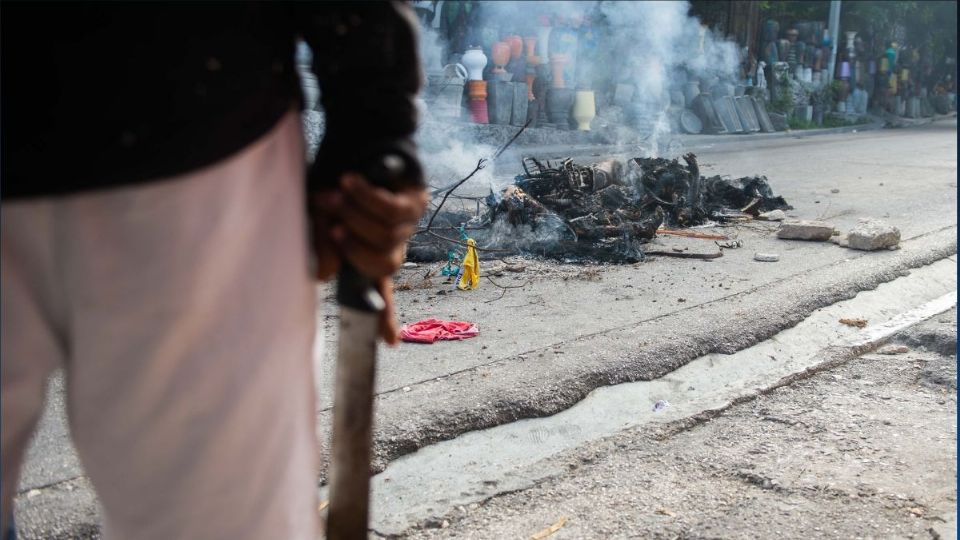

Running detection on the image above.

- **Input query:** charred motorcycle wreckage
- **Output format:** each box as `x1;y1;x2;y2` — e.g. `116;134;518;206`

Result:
408;153;792;263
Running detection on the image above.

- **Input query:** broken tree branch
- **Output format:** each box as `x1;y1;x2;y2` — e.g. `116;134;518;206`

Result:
424;158;488;231
656;228;729;240
426;119;530;198
643;250;724;260
427;117;532;201
492;117;533;161
484;288;509;303
422;230;512;253
484;275;529;289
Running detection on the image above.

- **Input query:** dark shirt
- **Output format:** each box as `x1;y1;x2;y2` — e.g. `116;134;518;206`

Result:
2;1;422;200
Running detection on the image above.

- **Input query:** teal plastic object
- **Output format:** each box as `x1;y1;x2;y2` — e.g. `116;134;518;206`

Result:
441;250;461;277
440;225;470;277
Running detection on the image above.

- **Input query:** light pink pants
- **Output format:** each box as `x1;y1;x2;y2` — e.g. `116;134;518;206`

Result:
2;110;320;539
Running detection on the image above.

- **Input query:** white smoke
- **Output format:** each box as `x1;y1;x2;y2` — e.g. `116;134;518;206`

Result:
414;1;741;160
421;140;499;193
600;1;740;154
419;24;445;74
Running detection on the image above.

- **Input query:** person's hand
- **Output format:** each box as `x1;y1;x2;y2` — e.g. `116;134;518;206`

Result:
377;276;401;345
311;172;428;344
312;172;428;279
310;197;342;282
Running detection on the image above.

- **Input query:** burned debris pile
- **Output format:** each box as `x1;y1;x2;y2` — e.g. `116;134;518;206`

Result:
631;154;791;226
409;153;791;263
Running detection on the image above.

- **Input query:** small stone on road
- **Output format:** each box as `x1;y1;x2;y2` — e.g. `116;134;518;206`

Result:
777;220;836;241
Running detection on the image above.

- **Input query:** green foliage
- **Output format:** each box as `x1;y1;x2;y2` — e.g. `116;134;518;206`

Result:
838;0;955;51
770;90;794;115
827;81;844;102
787;114;869;130
808;81;840;108
760;1;830;23
769;72;795;114
760;1;956;65
822;115;870;128
840;1;915;38
787;116;817;130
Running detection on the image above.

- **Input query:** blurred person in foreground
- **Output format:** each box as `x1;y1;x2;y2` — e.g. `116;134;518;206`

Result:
1;2;428;538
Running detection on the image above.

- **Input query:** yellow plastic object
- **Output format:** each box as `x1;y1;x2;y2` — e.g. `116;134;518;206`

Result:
457;238;480;290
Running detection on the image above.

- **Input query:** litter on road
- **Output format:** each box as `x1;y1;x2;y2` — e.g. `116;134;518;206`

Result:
399;319;480;344
528;516;569;540
653;400;671;413
456;239;481;290
757;209;787;221
839;318;869;328
716;239;743;249
754;252;780;262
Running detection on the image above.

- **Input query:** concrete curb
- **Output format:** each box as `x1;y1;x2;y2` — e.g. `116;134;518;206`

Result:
496;111;956;162
646;290;955;441
496;118;888;162
314;225;958;482
882;111;958;129
679;119;885;148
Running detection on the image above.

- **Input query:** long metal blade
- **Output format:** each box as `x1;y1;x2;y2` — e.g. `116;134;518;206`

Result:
326;305;380;539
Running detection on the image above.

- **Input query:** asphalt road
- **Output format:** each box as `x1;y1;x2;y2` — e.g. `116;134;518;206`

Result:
313;118;957;475
14;118;957;538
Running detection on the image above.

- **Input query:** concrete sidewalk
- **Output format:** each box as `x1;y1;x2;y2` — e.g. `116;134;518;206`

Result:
400;311;957;539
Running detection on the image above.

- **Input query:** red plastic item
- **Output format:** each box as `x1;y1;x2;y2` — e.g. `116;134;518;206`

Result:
469;100;489;124
399;318;480;344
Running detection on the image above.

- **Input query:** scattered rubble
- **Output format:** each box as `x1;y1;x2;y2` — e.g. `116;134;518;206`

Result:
845;218;901;251
839;318;868;328
716;239;743;249
776;219;836;241
757;209;787;221
877;344;910;355
829;235;850;247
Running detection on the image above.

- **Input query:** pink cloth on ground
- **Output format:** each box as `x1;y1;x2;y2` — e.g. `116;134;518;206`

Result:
399;318;480;343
